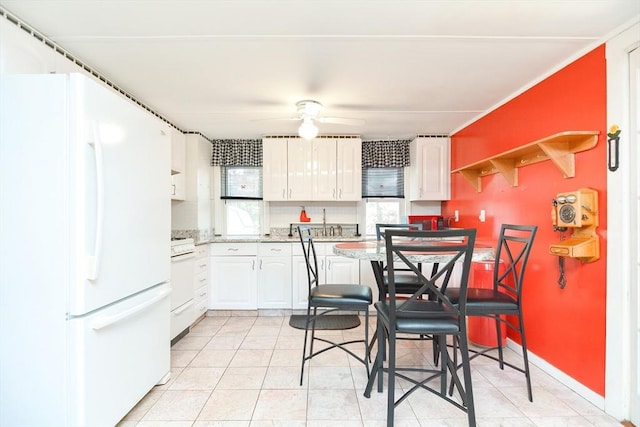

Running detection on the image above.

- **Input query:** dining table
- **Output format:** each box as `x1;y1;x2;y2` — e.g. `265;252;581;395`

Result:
333;238;495;298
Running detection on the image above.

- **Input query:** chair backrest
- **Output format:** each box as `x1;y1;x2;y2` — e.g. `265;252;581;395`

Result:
493;224;537;301
384;228;476;322
375;223;423;241
297;225;319;292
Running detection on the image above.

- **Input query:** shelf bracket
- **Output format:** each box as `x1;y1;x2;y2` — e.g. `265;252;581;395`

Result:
458;169;482;192
489;157;518;187
537;141;575;178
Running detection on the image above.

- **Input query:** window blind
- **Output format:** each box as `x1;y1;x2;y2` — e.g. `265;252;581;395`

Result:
221;166;263;199
362;167;404;198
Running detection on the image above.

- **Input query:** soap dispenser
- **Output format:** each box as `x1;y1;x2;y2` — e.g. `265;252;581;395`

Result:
300;206;310;222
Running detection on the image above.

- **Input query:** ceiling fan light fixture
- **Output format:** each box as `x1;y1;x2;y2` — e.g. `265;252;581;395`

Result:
298;117;318;139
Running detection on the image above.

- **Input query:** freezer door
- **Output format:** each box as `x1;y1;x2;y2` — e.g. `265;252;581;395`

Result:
67;283;171;426
69;74;171;315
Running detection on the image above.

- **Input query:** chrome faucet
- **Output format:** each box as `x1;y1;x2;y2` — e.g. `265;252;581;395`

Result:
322;208;327;237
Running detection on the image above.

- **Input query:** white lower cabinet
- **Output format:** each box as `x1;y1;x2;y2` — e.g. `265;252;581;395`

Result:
209;241;359;311
193;244;209;321
209;243;258;309
291;242;360;310
257;243;292;309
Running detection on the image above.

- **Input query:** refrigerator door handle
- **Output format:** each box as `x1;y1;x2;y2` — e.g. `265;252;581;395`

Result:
87;121;105;281
91;287;172;331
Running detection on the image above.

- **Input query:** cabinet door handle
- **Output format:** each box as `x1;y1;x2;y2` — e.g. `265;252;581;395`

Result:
259;259;263;269
282;189;286;199
339;188;342;199
252;260;256;270
288;188;292;199
228;248;239;252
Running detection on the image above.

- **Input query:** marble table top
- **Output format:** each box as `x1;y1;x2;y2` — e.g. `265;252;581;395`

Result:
333;240;495;263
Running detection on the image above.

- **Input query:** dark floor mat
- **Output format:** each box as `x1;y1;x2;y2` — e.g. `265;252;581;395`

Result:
288;314;361;330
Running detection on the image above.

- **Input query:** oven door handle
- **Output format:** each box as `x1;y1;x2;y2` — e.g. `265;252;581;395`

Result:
171;252;195;261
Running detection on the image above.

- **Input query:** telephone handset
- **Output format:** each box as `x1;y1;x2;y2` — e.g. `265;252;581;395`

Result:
549;188;599;263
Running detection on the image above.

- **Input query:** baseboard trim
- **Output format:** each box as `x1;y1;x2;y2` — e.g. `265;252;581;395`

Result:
506;339;605;410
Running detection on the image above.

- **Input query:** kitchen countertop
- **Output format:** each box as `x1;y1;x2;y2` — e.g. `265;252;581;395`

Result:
208;235;366;243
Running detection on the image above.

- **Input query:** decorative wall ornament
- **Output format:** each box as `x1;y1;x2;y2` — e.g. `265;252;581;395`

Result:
607;124;621;172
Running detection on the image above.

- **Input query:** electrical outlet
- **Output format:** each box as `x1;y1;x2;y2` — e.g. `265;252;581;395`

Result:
454;210;459;222
479;210;486;222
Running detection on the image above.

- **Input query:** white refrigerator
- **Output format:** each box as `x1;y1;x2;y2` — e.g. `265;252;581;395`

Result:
0;73;172;426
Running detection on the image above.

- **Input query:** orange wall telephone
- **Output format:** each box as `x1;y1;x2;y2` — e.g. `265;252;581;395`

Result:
549;188;599;262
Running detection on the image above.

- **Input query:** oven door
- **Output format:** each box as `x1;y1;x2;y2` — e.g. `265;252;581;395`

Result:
170;251;195;340
170;252;195;311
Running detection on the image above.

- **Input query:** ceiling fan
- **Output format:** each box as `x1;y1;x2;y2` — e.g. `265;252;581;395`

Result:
264;100;365;139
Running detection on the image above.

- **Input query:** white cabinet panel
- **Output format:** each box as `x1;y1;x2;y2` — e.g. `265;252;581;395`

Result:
170;129;186;200
209;256;257;309
263;138;289;200
258;256;292;309
325;255;360;284
313;138;337;200
292;242;358;310
409;137;451;201
209;243;258;309
193;244;209;322
257;243;292;309
287;140;314;200
336;138;362;200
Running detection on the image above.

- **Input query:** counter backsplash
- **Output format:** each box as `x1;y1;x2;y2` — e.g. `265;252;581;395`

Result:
173;224;363;244
171;228;213;244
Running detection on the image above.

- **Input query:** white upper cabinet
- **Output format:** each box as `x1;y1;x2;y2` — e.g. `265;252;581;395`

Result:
170;128;186;200
263;137;290;200
312;138;337;200
263;136;362;201
336;138;362;201
409;136;451;201
287;139;314;200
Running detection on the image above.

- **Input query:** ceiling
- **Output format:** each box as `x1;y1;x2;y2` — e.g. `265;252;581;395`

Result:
1;1;638;140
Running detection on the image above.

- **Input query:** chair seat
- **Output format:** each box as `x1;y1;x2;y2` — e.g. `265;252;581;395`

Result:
445;288;519;313
310;284;372;308
375;300;460;334
383;273;422;285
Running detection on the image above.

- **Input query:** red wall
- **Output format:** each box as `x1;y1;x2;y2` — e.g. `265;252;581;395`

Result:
445;45;607;395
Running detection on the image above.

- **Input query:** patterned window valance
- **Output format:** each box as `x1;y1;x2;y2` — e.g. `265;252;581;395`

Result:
211;139;263;167
361;140;411;168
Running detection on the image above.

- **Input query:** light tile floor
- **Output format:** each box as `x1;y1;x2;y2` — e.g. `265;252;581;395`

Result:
117;315;623;427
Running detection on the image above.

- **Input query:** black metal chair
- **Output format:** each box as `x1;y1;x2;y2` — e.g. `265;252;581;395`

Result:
297;225;373;386
375;223;426;296
445;224;537;401
373;223;442;363
364;228;477;427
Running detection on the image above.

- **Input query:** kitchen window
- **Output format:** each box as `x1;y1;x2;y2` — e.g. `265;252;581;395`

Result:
221;166;263;199
362;167;405;236
219;166;263;235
